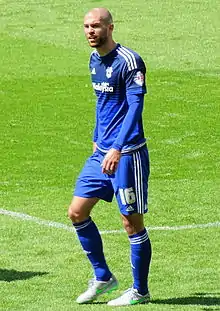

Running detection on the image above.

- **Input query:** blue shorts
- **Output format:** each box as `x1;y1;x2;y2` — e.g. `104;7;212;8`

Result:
74;146;150;215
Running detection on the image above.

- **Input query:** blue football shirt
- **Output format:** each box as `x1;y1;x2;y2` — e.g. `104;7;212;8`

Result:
89;43;147;153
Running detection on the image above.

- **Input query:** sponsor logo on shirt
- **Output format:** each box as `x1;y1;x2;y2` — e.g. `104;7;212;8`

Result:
134;71;144;86
92;82;114;93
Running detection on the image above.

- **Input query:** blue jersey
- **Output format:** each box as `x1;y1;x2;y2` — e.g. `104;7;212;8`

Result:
89;43;147;153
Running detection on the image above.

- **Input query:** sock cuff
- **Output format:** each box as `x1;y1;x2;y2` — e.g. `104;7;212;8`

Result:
129;228;149;245
72;216;92;231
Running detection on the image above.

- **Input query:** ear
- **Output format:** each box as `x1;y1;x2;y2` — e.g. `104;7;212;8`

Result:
109;24;114;31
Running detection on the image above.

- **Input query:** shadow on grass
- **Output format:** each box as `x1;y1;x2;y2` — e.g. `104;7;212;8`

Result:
79;293;220;307
88;302;107;305
152;292;220;307
0;268;48;282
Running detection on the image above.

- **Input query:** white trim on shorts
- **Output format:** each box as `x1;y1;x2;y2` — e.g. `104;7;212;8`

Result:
133;151;144;214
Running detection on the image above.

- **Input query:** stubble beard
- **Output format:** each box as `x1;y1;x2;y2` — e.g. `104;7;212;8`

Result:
89;35;108;48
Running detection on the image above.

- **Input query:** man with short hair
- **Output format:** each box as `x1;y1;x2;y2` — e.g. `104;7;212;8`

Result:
68;7;152;306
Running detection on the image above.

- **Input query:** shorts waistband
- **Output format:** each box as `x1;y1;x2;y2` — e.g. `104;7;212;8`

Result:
96;144;147;156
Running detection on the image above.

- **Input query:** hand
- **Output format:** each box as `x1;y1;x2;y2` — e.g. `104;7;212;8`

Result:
101;148;121;175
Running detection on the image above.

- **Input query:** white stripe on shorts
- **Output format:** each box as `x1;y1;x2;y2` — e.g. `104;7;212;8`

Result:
133;151;144;214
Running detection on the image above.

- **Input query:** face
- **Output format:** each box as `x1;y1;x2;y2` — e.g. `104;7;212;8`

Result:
84;13;111;48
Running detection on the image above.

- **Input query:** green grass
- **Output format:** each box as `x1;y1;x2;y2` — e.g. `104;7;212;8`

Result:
0;0;220;310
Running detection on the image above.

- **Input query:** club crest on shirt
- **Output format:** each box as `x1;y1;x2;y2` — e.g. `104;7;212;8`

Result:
134;71;144;86
106;66;113;78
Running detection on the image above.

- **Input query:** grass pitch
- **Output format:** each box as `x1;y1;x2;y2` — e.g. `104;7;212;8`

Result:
0;1;220;310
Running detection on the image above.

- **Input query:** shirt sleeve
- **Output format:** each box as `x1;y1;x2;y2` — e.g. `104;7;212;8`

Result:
111;57;147;150
111;93;144;151
123;56;147;95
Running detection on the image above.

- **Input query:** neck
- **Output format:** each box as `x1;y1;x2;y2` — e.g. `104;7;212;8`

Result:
96;40;117;56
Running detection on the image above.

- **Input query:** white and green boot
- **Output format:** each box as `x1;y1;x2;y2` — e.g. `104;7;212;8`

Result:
107;287;150;306
76;275;118;304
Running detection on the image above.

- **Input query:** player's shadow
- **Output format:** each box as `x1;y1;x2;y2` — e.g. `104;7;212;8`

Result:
0;268;48;282
152;292;220;307
82;292;220;306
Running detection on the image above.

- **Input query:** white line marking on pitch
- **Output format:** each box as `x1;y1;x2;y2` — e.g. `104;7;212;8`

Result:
0;209;219;234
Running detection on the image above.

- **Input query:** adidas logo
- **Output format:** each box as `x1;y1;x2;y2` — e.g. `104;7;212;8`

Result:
126;205;134;212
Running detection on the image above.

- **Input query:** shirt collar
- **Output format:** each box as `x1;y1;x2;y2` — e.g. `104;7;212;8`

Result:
95;43;120;62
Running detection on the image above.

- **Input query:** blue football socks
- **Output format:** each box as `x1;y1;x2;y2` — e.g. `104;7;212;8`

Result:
129;228;152;295
73;217;112;281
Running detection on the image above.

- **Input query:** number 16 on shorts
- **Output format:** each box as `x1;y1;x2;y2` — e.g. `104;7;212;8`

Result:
119;187;136;205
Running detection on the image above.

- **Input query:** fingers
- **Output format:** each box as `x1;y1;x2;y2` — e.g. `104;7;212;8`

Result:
102;163;114;174
103;169;114;175
101;148;121;175
102;164;118;175
110;162;116;171
101;159;116;175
